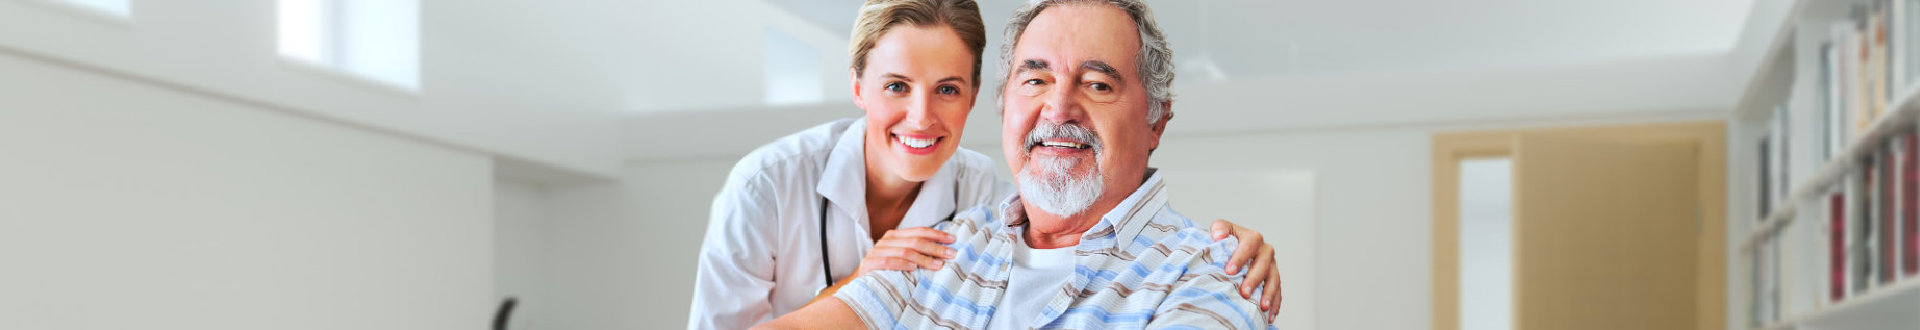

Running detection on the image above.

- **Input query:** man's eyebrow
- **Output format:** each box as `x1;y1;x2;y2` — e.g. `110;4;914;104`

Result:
1019;59;1050;72
1081;60;1122;81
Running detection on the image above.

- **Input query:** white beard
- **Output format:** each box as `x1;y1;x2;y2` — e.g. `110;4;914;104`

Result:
1017;155;1104;217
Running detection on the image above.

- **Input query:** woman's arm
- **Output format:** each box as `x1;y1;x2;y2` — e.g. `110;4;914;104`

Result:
754;296;865;330
687;172;784;329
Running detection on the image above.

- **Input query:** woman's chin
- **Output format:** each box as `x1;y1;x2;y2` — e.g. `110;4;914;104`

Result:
884;161;944;183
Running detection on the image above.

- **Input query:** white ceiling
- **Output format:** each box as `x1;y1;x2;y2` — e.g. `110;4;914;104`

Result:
763;0;1753;80
620;0;1762;160
603;0;1754;113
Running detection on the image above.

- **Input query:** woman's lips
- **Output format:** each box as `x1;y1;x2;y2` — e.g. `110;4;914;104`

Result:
894;133;941;155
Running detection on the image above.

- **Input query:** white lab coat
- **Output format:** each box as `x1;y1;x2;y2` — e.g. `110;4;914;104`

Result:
686;117;1012;329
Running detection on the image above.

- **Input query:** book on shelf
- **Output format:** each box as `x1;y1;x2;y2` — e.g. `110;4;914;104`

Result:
1905;0;1920;89
1827;41;1849;162
1761;135;1773;220
1856;157;1876;294
1889;138;1904;283
1873;4;1893;124
1908;132;1920;276
1748;0;1920;321
1831;190;1848;302
1830;3;1901;144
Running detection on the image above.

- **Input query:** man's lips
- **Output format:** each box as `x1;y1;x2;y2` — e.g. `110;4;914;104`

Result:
1029;138;1092;151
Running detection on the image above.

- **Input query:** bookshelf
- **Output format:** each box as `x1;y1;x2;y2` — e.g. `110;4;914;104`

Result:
1741;83;1920;255
1735;0;1920;329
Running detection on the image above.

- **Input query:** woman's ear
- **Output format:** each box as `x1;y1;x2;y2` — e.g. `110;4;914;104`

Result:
849;68;864;109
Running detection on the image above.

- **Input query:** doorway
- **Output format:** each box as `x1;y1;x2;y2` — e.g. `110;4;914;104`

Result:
1431;121;1727;330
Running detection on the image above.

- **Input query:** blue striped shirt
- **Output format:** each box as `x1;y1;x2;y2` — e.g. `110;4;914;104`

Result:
835;170;1274;329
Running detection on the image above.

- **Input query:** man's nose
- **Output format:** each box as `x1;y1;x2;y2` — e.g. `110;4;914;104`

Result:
1040;83;1083;124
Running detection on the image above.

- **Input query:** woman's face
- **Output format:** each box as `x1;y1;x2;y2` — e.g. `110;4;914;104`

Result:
853;24;977;183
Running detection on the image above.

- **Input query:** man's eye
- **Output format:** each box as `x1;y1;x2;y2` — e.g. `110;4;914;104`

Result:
1088;82;1112;92
1023;79;1046;86
885;82;908;93
937;85;960;95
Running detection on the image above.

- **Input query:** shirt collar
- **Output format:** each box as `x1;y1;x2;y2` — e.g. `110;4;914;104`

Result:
817;117;871;223
999;168;1169;251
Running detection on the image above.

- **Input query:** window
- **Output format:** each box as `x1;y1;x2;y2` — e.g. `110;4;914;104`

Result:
763;27;823;105
1458;157;1513;330
40;0;129;18
277;0;421;91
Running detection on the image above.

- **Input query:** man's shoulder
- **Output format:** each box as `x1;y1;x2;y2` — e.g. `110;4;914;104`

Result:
1128;207;1242;278
936;204;1009;237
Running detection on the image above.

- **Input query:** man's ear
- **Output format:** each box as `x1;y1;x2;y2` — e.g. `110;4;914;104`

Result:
1147;102;1173;152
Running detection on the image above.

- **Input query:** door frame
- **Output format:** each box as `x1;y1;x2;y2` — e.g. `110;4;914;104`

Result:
1430;121;1727;330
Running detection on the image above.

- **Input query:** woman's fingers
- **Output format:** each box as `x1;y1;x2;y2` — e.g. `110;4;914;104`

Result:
866;245;944;270
882;227;954;244
874;234;957;260
1222;223;1263;276
1261;250;1282;320
859;228;958;274
1246;245;1277;310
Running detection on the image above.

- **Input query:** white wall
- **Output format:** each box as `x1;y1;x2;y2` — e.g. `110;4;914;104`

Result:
494;181;552;329
0;48;493;329
541;160;735;329
0;0;640;179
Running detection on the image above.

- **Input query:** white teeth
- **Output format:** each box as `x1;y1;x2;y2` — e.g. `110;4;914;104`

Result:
900;136;936;149
1041;141;1087;149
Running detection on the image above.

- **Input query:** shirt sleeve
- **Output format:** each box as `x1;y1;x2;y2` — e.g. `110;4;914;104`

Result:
831;268;917;330
1146;236;1273;330
831;218;974;330
687;170;784;330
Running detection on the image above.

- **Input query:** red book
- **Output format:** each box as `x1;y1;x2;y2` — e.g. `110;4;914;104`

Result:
1833;192;1847;302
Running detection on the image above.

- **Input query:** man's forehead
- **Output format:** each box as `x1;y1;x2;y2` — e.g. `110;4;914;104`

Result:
1010;4;1141;72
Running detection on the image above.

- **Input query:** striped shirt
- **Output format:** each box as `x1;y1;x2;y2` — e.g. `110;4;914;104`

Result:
834;170;1274;329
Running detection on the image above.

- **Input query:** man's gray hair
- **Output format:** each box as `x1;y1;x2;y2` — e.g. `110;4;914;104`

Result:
998;0;1176;125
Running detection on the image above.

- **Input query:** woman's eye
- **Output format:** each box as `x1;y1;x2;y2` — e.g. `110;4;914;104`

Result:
937;85;960;95
885;82;907;93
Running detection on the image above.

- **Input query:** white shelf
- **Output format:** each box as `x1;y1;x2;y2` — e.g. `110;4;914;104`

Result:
1739;82;1920;253
1758;276;1920;330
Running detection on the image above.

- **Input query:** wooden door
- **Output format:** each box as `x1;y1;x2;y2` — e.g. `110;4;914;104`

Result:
1512;134;1700;329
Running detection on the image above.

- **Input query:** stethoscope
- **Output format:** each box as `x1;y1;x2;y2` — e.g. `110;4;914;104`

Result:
819;196;835;292
816;196;956;293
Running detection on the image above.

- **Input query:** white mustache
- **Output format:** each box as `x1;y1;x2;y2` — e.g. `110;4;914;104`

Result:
1023;122;1101;153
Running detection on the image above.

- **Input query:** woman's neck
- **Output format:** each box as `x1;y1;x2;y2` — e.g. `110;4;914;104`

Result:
863;166;922;241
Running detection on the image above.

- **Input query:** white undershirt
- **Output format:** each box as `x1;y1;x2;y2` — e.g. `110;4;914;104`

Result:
986;239;1076;330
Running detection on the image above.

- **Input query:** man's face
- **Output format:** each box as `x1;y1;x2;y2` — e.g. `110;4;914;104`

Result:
1002;4;1167;218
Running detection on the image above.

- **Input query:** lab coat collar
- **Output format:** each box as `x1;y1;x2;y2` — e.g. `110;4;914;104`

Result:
816;117;961;234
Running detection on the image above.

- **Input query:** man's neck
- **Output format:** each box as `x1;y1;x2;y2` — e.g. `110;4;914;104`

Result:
1022;210;1103;249
1020;172;1152;249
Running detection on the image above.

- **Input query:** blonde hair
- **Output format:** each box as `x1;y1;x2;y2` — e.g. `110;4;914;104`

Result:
848;0;987;88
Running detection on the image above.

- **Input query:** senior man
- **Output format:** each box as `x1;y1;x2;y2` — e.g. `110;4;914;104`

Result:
757;1;1273;329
